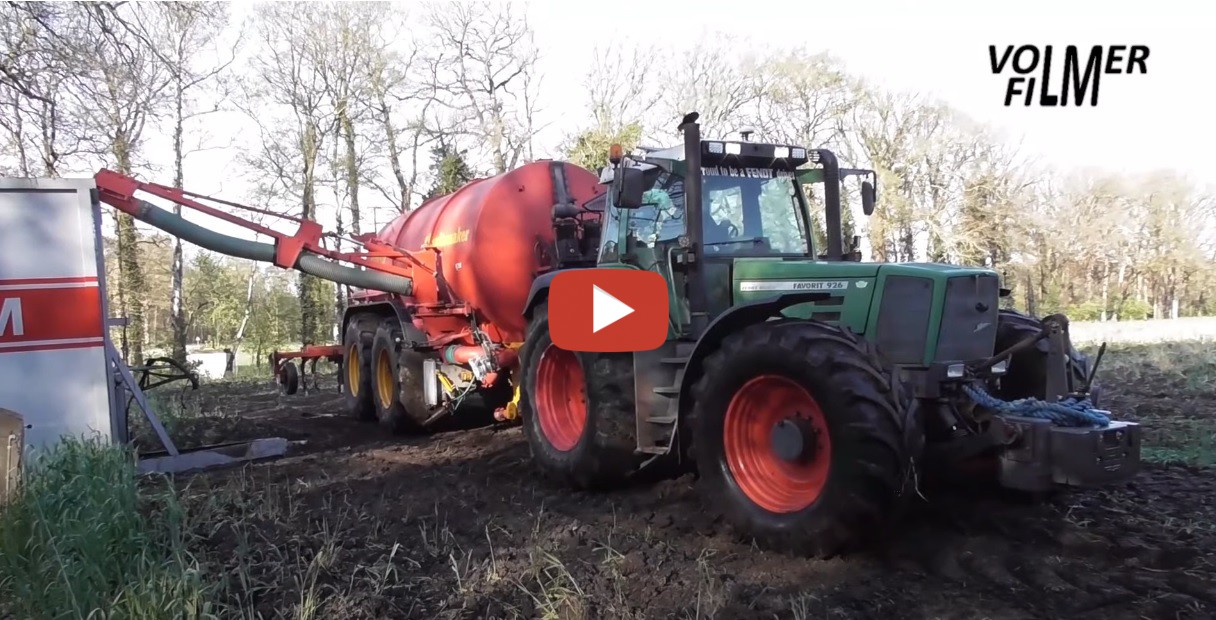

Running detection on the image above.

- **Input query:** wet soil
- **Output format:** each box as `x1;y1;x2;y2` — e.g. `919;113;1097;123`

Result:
166;375;1215;620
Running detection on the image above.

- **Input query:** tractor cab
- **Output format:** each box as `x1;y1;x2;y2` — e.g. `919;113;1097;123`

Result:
596;124;891;341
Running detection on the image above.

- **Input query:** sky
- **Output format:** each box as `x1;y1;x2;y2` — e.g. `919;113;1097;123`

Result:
522;0;1211;184
129;0;1213;246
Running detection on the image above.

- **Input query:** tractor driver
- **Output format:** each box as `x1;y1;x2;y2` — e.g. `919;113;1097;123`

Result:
632;181;738;250
702;177;744;249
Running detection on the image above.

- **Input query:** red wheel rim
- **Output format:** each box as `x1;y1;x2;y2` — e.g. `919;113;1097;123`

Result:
723;374;831;513
534;344;586;452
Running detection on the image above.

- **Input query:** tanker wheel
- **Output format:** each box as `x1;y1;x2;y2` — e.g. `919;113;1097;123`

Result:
370;321;432;434
277;361;300;396
993;309;1101;407
691;319;920;558
342;314;378;421
519;301;644;490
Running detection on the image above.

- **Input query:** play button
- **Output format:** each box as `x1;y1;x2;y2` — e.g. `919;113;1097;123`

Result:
592;285;634;333
548;269;669;352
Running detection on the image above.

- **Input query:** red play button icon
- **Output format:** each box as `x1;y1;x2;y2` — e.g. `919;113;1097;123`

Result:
549;269;669;352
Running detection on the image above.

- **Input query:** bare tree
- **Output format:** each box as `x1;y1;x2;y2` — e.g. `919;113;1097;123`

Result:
241;2;336;346
67;2;175;365
423;0;540;174
122;1;239;364
653;38;756;140
744;49;853;151
0;2;95;176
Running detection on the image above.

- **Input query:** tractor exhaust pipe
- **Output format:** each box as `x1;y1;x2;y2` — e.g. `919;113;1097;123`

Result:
680;113;711;337
815;149;845;261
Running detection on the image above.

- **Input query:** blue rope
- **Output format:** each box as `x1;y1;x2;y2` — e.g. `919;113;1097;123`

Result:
962;383;1110;428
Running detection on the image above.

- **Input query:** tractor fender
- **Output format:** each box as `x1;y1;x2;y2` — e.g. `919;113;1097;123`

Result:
522;268;597;320
342;300;428;349
677;292;833;407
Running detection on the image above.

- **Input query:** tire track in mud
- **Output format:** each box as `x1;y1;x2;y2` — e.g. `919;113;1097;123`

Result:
182;381;1216;619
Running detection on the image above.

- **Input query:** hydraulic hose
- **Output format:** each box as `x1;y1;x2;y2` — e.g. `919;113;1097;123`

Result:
132;198;413;295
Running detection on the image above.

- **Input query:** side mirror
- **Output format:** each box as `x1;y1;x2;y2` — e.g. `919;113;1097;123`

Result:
861;180;877;216
613;166;645;209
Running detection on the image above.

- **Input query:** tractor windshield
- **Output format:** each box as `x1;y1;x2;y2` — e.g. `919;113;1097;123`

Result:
626;168;811;257
701;171;810;256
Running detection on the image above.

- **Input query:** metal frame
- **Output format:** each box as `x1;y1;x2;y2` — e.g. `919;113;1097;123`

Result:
2;177;288;474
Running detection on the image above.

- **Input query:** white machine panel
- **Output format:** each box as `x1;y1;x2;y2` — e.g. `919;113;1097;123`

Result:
0;178;115;453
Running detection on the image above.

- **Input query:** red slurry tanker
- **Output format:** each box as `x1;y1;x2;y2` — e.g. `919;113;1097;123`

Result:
94;159;603;431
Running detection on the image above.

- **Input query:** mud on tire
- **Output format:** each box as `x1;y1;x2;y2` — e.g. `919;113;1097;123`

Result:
519;301;644;490
994;309;1101;407
342;314;378;421
370;320;431;434
691;319;920;558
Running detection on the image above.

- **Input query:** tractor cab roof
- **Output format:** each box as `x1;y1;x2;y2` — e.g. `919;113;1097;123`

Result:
630;140;812;173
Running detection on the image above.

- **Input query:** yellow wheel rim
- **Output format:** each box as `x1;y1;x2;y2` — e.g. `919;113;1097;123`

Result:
376;350;395;409
347;344;360;394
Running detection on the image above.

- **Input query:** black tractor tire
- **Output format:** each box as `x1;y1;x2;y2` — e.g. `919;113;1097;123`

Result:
341;314;378;421
370;321;432;434
994;309;1101;407
691;319;920;558
278;361;300;396
518;301;645;490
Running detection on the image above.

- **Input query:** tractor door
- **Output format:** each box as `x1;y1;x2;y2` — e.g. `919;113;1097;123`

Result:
696;170;816;316
619;170;692;335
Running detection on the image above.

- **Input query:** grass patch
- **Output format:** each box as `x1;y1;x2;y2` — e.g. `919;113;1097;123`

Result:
0;436;219;619
1080;340;1216;467
1093;340;1216;397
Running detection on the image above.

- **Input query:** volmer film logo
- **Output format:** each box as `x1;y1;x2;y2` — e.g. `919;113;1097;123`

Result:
989;45;1150;107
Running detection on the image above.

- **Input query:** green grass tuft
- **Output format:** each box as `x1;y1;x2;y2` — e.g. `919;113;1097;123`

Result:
0;436;219;620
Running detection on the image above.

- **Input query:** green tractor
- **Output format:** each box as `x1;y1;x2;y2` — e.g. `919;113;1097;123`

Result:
518;112;1141;557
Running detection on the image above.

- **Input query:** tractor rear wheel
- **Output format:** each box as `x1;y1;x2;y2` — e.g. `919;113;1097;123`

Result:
691;319;919;558
342;314;378;421
994;309;1101;407
519;301;643;490
371;321;431;434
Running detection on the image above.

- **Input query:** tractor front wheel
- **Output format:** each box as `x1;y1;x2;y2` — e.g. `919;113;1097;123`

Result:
692;319;919;558
519;301;643;490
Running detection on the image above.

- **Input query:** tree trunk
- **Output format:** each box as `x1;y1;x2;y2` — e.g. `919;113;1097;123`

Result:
299;121;327;346
229;265;257;375
379;101;409;211
170;77;188;364
113;134;147;365
340;98;361;234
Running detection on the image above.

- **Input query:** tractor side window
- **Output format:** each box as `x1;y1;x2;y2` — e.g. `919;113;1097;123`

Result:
628;173;685;247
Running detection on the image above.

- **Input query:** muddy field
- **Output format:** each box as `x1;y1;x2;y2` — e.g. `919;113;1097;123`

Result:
146;349;1216;620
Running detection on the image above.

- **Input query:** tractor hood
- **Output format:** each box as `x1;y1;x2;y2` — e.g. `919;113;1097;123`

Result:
731;258;996;285
728;258;1000;345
